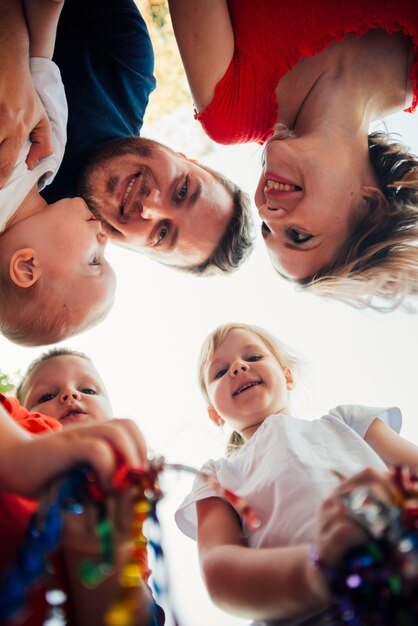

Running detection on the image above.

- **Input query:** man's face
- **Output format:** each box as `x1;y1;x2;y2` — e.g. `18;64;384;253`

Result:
81;138;234;267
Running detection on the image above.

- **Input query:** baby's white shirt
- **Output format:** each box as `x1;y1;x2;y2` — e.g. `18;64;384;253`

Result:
0;57;67;233
175;405;401;548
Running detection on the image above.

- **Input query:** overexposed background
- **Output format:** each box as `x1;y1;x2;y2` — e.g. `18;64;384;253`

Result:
1;8;418;624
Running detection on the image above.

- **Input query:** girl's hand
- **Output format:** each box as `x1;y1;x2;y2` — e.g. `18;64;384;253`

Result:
315;467;396;566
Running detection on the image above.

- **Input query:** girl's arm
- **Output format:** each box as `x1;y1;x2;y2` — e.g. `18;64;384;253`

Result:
365;418;418;471
167;0;234;112
23;0;64;59
197;497;330;621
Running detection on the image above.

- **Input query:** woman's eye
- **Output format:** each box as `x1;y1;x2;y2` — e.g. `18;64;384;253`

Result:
177;178;189;201
90;256;100;266
38;393;55;404
261;222;271;235
214;368;228;380
81;388;97;395
157;224;169;243
289;229;312;244
247;355;261;362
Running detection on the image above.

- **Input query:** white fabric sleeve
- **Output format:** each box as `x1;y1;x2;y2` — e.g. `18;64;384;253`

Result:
29;57;67;185
328;404;402;439
175;459;220;541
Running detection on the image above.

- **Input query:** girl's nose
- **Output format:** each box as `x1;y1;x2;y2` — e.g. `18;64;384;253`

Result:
230;361;249;376
59;387;81;402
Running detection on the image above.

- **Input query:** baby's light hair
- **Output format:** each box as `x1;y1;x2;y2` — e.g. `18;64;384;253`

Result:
0;273;114;346
16;348;91;403
198;323;299;457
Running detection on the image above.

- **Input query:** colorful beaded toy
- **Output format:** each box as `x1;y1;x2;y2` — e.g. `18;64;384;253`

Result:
0;458;259;626
317;466;418;626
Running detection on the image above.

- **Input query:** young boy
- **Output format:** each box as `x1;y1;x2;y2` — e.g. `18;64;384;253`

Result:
0;349;164;626
0;0;116;346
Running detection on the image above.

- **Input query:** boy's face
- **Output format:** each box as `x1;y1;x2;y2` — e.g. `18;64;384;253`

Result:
20;354;113;425
204;329;292;440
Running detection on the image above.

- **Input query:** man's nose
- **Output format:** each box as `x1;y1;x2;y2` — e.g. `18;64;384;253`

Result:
230;360;249;377
141;189;164;219
59;387;81;403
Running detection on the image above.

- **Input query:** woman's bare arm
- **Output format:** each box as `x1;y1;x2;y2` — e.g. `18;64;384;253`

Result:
167;0;234;112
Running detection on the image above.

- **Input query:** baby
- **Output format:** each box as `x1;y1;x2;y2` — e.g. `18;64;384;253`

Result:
0;0;115;346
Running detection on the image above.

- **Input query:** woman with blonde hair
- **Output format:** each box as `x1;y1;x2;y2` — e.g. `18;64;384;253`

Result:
168;0;418;309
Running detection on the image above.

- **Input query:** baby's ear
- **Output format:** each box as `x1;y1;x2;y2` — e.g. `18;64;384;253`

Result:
207;406;224;427
9;248;41;288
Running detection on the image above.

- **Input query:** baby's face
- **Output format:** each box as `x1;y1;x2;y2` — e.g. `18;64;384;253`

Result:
38;198;116;321
20;354;113;425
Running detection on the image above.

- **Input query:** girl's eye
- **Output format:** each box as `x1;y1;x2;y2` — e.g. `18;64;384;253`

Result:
38;393;55;404
177;178;189;201
90;256;100;266
288;229;312;244
214;368;228;380
81;388;97;395
247;355;261;362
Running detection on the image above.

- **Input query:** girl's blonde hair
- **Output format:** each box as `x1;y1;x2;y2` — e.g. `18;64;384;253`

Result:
198;323;299;457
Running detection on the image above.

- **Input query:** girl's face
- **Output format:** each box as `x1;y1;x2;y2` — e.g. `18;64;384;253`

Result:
204;329;293;440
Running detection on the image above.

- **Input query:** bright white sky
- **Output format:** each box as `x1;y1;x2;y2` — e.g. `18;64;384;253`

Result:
1;92;418;624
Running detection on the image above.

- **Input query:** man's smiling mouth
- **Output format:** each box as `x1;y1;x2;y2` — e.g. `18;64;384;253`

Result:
120;173;141;212
233;381;262;397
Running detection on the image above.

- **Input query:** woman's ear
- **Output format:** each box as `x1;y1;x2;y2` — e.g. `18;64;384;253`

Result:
9;248;41;288
207;406;224;427
285;368;294;390
362;186;389;214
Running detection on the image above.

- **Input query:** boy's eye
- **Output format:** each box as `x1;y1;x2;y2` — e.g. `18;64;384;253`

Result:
81;388;97;395
247;355;261;362
38;393;55;404
157;223;169;243
214;368;228;380
89;256;100;266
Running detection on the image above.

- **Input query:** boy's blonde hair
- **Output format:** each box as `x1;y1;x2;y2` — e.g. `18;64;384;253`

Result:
198;323;299;457
16;347;91;403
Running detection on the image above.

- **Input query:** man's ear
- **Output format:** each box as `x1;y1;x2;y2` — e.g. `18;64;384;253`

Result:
208;406;224;427
9;248;41;288
285;368;294;390
178;151;197;164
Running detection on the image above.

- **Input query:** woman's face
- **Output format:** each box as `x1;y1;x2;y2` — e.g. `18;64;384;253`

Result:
255;133;378;280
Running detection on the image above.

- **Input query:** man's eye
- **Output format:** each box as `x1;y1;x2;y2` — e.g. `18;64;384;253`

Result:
38;393;55;404
81;388;97;395
247;355;261;362
214;368;227;380
177;178;189;201
288;229;312;244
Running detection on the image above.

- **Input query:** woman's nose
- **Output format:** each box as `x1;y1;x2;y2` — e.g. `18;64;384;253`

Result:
230;361;249;376
59;388;81;402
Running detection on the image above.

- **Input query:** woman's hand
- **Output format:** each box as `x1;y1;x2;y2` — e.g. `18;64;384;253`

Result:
316;467;397;566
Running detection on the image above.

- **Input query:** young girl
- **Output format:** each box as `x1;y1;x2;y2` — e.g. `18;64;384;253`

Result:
175;322;418;625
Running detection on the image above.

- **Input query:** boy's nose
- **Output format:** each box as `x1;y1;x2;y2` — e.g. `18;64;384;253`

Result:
60;388;81;402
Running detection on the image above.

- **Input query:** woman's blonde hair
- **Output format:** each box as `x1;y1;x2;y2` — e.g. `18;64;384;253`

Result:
198;323;299;457
299;132;418;311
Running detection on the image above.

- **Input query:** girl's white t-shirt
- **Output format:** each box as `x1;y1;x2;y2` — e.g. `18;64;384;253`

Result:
0;57;67;232
175;405;401;548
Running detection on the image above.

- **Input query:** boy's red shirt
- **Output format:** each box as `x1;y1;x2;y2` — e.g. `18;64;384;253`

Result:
0;393;63;626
